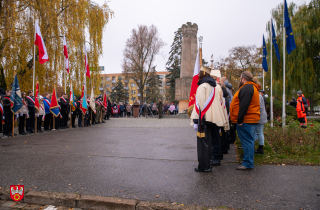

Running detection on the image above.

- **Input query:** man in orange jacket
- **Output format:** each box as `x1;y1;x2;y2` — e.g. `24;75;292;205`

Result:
296;91;308;128
230;71;260;170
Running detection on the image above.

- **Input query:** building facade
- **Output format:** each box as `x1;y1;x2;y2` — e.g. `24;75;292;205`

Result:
100;71;169;104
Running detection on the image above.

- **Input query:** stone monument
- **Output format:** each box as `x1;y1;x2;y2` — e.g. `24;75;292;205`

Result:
175;22;198;113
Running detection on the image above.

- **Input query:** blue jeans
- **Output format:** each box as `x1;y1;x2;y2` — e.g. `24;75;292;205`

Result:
236;123;257;168
255;124;265;146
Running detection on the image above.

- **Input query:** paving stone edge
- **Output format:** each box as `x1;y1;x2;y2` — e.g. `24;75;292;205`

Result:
0;188;226;210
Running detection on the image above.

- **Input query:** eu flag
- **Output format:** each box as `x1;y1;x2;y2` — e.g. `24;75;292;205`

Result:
284;0;296;54
10;74;23;114
262;35;268;72
271;20;280;62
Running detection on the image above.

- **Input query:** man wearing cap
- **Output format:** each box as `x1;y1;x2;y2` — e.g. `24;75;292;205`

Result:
230;71;261;170
296;91;308;128
191;66;226;172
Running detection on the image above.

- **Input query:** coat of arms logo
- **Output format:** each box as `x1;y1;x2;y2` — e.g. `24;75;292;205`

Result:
10;185;24;201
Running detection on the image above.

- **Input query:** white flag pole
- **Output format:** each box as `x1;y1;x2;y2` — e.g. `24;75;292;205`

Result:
33;20;36;94
282;0;286;128
270;18;274;128
263;70;265;91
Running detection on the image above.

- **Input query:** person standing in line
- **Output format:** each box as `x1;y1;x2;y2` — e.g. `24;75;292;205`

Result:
19;92;28;135
230;71;261;170
37;96;45;133
26;90;35;134
43;93;52;131
59;93;69;129
157;99;163;119
100;97;106;123
76;97;83;127
2;90;14;137
254;92;268;154
126;103;132;117
95;97;101;124
106;97;112;120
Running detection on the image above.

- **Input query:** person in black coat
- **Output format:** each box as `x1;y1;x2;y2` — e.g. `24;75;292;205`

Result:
59;93;69;129
106;97;112;120
76;97;82;127
26;90;35;133
2;90;14;137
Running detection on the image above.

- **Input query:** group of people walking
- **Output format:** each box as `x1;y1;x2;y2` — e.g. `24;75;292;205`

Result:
191;67;268;172
0;88;112;137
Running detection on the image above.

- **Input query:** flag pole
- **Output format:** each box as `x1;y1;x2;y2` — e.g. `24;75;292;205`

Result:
35;81;38;134
282;1;286;128
12;68;16;138
33;20;36;94
270;18;274;128
263;70;265;91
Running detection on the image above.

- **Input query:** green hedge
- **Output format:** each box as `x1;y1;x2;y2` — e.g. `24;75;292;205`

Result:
265;97;297;120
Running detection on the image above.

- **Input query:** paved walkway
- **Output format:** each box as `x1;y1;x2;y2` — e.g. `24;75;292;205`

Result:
0;118;319;209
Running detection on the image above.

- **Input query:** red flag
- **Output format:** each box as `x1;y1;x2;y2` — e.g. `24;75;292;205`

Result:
188;50;200;108
50;87;60;117
35;82;40;112
85;45;90;78
103;93;107;110
80;86;87;114
34;21;49;64
63;35;69;73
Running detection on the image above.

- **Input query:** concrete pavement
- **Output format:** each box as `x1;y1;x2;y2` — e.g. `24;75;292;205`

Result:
0;118;319;209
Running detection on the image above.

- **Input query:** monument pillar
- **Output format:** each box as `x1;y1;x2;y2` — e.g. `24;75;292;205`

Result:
175;22;198;113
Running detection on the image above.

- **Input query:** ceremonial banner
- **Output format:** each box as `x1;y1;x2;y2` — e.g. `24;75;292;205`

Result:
262;35;268;72
34;21;49;64
10;74;23;114
35;82;40;112
188;50;200;116
103;92;107;110
63;35;69;73
50;87;60;117
69;84;76;112
85;45;90;78
81;87;88;114
90;88;96;112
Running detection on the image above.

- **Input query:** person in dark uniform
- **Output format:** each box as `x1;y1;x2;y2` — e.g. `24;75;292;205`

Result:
71;99;77;128
2;90;14;137
26;90;35;134
43;93;52;131
76;97;82;127
106;97;111;120
157;99;163;119
59;93;69;129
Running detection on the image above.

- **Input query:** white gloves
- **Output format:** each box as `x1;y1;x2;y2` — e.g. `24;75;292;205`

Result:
193;124;198;132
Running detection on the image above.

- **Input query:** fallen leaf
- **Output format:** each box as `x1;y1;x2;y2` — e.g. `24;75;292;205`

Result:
155;195;159;198
69;184;71;185
257;200;259;202
34;187;37;188
282;164;286;166
172;202;176;205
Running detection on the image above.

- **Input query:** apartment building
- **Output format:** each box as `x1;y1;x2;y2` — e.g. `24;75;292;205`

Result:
100;71;169;104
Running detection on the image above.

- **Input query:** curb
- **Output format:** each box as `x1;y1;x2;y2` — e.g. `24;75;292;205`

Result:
0;188;223;210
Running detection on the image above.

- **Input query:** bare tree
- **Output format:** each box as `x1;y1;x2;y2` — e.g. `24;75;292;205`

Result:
122;25;165;103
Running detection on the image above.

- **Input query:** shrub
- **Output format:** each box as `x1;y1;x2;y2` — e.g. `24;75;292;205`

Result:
265;97;297;120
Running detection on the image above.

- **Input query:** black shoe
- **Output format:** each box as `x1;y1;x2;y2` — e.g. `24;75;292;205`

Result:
72;126;76;128
27;131;32;134
220;155;224;160
96;122;100;124
21;132;27;135
254;145;264;154
61;127;66;129
31;130;35;133
37;130;43;133
194;168;211;172
3;134;9;137
211;160;221;166
102;121;106;123
223;151;229;154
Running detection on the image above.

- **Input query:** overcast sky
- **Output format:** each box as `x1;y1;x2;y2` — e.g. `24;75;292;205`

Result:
94;0;310;74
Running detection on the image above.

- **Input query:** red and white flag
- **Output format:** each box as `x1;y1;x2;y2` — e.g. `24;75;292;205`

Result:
188;50;200;108
63;35;69;73
85;45;90;78
34;21;49;64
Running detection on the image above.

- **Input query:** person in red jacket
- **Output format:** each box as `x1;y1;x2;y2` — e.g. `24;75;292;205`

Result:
296;91;308;128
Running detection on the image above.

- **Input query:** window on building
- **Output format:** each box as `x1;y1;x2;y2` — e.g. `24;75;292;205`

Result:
106;84;110;88
131;90;136;95
159;75;164;79
131;97;136;101
131;83;136;87
160;89;164;94
119;76;123;80
166;82;170;86
137;93;141;96
106;77;111;81
100;77;104;81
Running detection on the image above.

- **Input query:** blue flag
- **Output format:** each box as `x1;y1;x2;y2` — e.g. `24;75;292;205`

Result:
271;20;280;62
82;88;88;110
284;0;296;54
10;74;23;114
262;35;268;72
